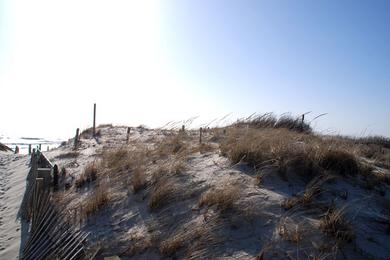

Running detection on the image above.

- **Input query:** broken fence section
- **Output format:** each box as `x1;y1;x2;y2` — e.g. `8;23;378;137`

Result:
19;150;89;260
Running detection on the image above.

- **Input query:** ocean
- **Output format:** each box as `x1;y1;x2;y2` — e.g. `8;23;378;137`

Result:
0;135;64;154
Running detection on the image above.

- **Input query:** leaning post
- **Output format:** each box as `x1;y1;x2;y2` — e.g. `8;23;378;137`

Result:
74;128;80;149
93;103;96;137
126;127;131;144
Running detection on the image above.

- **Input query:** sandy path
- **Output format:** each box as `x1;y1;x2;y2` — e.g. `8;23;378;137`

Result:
0;153;29;259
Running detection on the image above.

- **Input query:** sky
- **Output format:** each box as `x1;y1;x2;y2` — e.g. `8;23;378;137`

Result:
0;0;389;139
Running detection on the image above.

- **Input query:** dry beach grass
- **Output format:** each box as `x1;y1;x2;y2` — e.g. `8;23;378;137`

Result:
43;123;390;259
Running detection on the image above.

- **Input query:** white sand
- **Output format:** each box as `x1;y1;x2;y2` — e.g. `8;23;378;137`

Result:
0;152;29;259
12;125;390;259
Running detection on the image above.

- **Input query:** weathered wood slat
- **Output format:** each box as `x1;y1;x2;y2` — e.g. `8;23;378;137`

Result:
63;233;89;260
21;152;89;260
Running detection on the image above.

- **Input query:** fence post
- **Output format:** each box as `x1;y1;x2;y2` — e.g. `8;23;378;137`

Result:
38;144;42;151
28;144;32;155
126;127;130;144
74;128;79;149
301;114;305;131
37;168;52;188
93;103;96;137
182;125;185;132
53;164;59;191
32;178;43;232
199;127;203;144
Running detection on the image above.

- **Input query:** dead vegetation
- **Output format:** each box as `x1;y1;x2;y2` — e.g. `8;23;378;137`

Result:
121;226;153;256
101;144;150;174
198;183;240;211
80;127;101;139
75;162;98;188
158;215;221;257
282;175;333;210
130;166;147;193
234;113;312;133
195;142;216;154
50;125;390;259
82;181;110;218
55;151;79;159
319;207;355;243
221;127;371;180
0;142;12;152
149;177;180;211
278;221;303;243
154;133;188;157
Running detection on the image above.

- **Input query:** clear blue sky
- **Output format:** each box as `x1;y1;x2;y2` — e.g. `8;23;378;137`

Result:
160;0;390;136
0;0;389;138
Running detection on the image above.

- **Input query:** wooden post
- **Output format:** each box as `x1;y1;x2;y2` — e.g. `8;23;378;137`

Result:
28;144;32;155
53;164;59;191
38;144;41;151
199;127;203;144
32;178;44;232
182;125;185;132
301;114;305;131
93;103;96;137
74;128;79;149
47;146;49;152
37;168;52;188
126;127;130;144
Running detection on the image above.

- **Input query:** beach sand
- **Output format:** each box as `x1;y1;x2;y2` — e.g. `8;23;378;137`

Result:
0;152;29;259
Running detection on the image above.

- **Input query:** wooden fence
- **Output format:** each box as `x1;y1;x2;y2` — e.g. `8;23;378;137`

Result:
19;150;89;260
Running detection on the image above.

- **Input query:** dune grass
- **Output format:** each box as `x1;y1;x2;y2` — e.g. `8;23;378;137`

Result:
75;162;98;188
233;113;312;133
319;207;355;243
220;127;368;180
198;183;240;211
82;182;110;218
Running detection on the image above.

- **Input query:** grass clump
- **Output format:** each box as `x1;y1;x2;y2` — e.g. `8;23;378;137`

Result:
320;150;359;176
155;134;187;157
75;162;98;188
198;183;240;211
101;145;150;174
355;135;390;149
282;175;331;209
159;217;220;257
82;182;109;218
160;232;186;256
148;177;179;211
130;167;147;193
55;151;79;159
102;148;131;171
234;113;312;133
80;127;101;139
221;127;365;180
319;208;354;243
